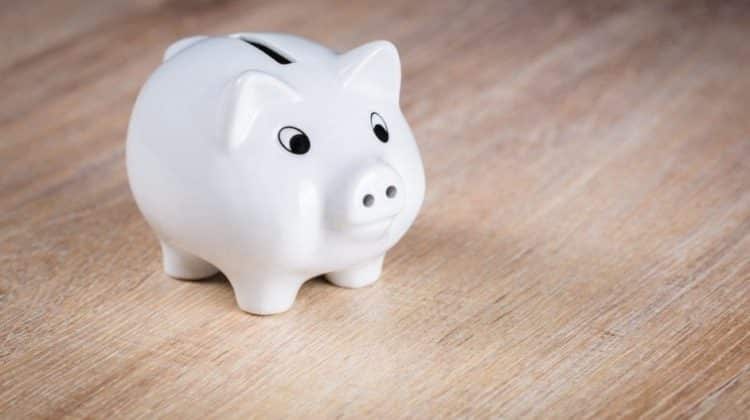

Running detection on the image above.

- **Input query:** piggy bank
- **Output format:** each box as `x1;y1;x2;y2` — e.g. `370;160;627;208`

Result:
126;33;425;314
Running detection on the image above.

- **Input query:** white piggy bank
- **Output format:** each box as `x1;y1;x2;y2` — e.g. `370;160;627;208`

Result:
126;33;425;315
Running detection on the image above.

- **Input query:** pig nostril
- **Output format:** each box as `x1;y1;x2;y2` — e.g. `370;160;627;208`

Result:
363;194;375;207
386;185;397;198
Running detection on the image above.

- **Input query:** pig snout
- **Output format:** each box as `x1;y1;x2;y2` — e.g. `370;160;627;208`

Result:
328;160;406;232
352;162;404;223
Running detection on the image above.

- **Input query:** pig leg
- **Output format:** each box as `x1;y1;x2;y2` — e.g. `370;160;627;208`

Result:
228;273;305;315
160;241;219;280
326;255;384;288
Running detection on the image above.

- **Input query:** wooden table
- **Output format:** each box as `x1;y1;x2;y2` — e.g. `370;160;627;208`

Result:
2;0;749;418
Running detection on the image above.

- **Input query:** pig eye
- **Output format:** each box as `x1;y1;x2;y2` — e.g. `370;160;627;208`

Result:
278;126;310;155
370;112;389;143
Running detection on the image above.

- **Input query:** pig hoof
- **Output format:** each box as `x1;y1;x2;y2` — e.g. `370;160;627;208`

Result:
327;256;384;289
160;241;219;280
230;277;303;315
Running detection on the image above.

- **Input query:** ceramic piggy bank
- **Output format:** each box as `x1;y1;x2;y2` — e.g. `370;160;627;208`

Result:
126;33;425;315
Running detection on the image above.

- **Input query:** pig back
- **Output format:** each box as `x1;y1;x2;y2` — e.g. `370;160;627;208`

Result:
125;38;272;254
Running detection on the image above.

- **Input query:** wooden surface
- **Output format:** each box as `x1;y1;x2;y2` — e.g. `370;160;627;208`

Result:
1;0;749;418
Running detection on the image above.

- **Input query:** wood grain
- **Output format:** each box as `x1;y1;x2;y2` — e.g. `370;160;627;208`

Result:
1;0;749;418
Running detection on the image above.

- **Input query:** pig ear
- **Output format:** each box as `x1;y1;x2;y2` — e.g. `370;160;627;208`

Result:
223;70;301;150
338;41;401;103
